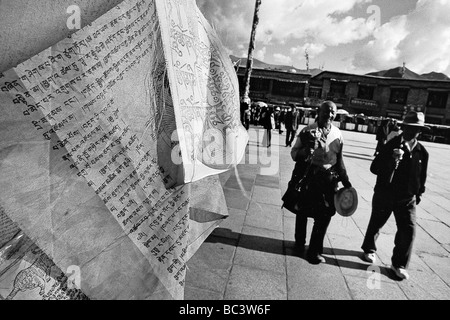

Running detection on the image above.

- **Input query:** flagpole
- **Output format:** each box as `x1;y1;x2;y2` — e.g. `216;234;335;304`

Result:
242;0;262;104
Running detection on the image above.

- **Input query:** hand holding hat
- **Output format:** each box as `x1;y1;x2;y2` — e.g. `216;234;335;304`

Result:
334;186;358;217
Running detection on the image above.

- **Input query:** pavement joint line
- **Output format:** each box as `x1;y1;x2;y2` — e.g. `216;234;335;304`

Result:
416;222;450;251
326;234;357;300
221;230;242;300
416;254;450;289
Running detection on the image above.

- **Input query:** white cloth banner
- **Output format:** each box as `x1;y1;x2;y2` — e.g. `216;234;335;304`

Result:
0;0;246;300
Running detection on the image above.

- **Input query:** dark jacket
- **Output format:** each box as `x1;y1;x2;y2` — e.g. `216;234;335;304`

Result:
284;111;299;131
370;135;428;199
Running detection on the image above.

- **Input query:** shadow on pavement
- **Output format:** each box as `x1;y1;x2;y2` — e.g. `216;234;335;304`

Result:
343;152;374;162
206;229;398;281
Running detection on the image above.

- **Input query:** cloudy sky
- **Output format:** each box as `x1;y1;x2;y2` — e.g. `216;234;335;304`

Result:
196;0;450;76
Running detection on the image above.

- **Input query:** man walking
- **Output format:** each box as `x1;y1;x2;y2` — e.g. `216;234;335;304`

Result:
285;106;299;147
290;101;352;264
361;111;429;280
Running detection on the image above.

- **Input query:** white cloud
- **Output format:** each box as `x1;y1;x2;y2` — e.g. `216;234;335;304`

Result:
197;0;376;56
353;0;450;74
353;15;409;70
291;43;327;58
255;47;267;61
273;53;293;65
197;0;450;75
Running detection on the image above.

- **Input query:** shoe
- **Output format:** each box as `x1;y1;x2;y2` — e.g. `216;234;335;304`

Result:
363;252;376;264
307;253;326;265
391;265;409;280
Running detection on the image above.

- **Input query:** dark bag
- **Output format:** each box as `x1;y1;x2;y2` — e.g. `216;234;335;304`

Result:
282;161;314;216
282;161;339;217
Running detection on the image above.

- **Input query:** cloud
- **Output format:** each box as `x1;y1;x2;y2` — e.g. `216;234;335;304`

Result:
255;47;267;61
273;53;293;65
291;43;327;58
353;0;450;74
196;0;375;55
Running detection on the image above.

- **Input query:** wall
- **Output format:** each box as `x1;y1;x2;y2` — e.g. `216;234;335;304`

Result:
0;0;123;73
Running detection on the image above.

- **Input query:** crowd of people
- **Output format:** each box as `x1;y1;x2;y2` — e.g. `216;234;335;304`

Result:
243;100;430;281
241;103;302;148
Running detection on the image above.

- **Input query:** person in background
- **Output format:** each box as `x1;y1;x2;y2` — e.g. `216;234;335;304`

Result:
279;108;286;134
240;98;250;126
290;101;352;264
361;111;429;280
386;119;401;142
254;106;261;126
285;106;299;147
243;105;251;131
274;107;282;134
374;119;389;156
262;108;274;147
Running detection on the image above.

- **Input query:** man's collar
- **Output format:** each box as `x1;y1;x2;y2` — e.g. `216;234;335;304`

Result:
401;136;420;151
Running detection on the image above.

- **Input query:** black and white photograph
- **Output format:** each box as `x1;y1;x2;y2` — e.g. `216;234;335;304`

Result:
0;0;449;309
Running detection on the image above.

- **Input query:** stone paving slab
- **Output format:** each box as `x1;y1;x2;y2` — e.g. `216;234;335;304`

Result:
251;186;283;206
417;219;450;246
254;174;280;189
233;226;285;274
222;187;251;211
224;174;255;193
344;275;408;300
224;265;287;300
245;202;283;232
185;235;237;295
210;208;246;241
418;253;450;287
286;239;352;300
397;269;450;300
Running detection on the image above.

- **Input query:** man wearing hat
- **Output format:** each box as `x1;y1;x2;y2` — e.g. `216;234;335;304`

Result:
361;111;429;280
290;101;353;264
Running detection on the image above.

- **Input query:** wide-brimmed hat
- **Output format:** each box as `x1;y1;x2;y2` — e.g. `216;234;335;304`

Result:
334;187;358;217
402;111;429;129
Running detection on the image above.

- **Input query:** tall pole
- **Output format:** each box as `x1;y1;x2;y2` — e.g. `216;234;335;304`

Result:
242;0;262;103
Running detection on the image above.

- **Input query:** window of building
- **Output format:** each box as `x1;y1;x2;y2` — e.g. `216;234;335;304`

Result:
308;87;322;98
272;81;305;98
328;82;346;98
237;76;270;94
389;88;409;104
427;91;449;109
357;85;375;100
250;78;271;92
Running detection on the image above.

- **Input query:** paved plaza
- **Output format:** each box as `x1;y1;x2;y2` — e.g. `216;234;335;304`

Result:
185;125;450;300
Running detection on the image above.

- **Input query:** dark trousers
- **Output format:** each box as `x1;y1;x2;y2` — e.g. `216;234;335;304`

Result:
244;119;250;130
286;129;296;146
361;190;416;268
295;214;332;255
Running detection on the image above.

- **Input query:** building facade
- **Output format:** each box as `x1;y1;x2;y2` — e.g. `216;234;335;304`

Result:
310;71;450;125
237;65;450;125
236;67;312;106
